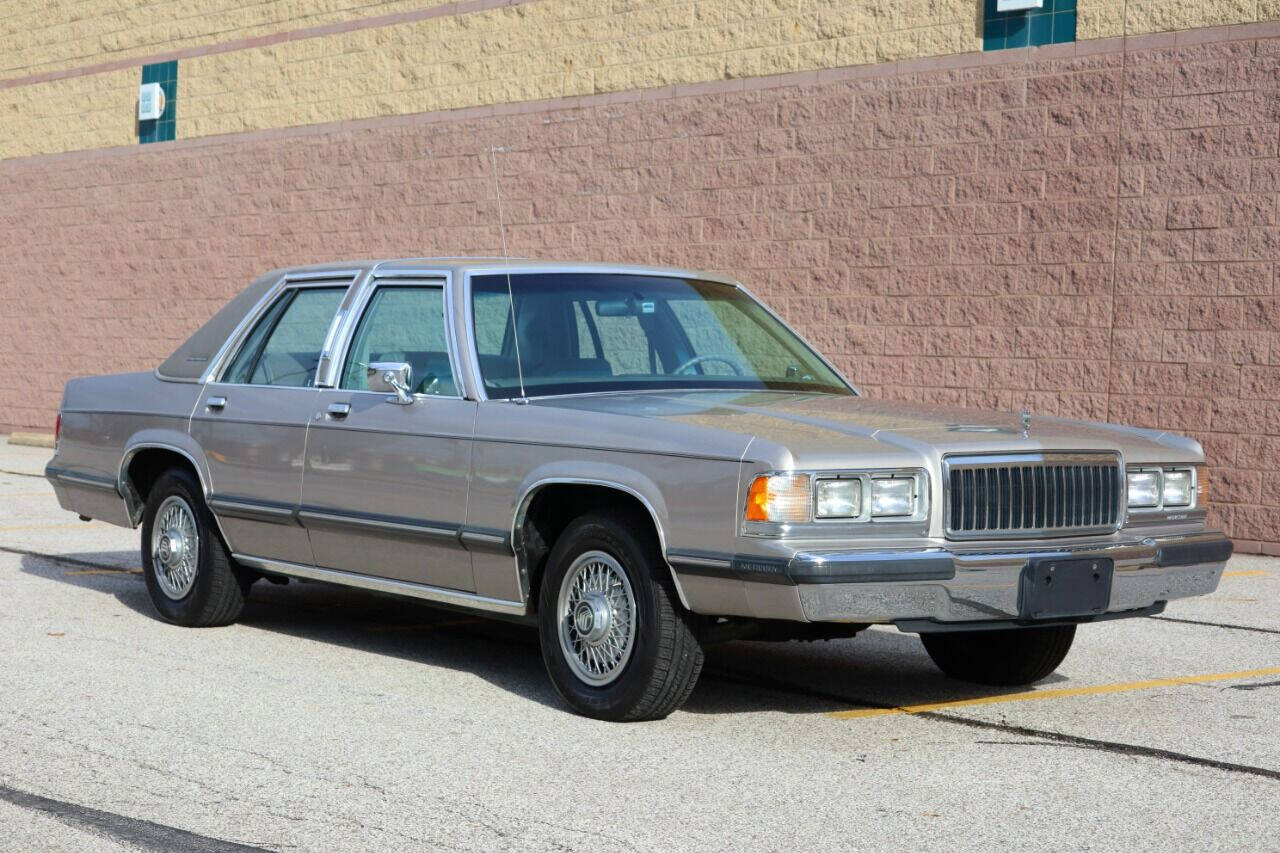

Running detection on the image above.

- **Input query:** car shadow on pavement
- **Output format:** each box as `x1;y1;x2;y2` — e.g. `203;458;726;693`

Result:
23;551;1065;717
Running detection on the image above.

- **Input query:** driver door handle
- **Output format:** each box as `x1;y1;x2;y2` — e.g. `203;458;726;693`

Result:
206;396;227;410
326;402;351;418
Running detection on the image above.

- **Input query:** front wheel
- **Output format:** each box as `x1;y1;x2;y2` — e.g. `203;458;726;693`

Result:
140;468;249;627
920;625;1076;686
538;510;704;721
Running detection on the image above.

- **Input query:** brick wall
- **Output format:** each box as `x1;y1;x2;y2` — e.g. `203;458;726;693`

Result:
1;29;1277;547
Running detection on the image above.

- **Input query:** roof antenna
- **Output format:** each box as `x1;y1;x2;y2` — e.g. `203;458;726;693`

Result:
488;144;527;402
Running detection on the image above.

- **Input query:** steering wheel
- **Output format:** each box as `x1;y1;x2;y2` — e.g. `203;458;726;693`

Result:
673;354;745;376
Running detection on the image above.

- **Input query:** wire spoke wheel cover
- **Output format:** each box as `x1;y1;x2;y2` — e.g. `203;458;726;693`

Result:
557;550;637;687
150;495;200;600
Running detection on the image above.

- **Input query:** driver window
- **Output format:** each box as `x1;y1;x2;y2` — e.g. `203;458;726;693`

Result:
340;286;456;396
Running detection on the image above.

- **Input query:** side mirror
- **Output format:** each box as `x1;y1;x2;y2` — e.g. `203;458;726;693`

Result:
367;361;414;405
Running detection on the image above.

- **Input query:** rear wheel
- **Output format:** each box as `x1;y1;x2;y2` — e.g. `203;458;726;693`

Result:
537;510;704;721
920;625;1076;686
140;469;249;627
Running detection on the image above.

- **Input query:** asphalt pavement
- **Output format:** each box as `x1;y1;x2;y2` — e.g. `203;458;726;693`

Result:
1;439;1276;851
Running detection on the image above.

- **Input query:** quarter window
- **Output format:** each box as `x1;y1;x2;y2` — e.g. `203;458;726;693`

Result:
341;286;456;396
222;287;346;387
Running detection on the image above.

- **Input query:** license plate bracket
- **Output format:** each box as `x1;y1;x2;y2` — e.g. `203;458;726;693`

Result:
1019;557;1114;621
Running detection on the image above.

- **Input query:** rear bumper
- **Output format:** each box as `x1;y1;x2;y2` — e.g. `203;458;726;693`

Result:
667;531;1231;626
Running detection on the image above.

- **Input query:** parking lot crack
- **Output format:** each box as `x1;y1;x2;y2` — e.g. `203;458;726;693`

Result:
1147;615;1280;636
1229;679;1280;691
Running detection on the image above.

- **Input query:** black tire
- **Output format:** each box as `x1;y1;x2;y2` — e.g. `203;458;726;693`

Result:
140;468;248;627
920;625;1076;686
537;510;704;721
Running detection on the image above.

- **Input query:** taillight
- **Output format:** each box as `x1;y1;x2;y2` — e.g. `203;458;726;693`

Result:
54;413;61;446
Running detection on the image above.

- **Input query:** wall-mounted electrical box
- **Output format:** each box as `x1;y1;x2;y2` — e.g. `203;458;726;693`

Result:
138;82;166;121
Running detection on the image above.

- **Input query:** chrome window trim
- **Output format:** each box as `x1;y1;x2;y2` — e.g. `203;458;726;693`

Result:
460;267;860;402
461;269;492;401
203;273;359;386
941;451;1124;541
325;275;463;400
314;269;372;388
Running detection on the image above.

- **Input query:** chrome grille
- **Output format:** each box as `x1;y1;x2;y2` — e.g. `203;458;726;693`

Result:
944;453;1122;539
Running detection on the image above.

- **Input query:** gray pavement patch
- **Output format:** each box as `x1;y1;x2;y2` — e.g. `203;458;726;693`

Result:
1148;614;1280;636
708;667;1280;782
0;783;272;853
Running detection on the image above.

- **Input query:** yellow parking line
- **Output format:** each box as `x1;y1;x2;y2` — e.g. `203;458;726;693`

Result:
828;666;1280;720
1223;570;1270;578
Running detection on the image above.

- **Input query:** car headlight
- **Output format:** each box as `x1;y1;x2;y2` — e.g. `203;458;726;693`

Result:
1126;465;1202;512
815;478;861;519
745;470;926;530
1126;470;1161;508
1162;469;1193;507
870;477;915;517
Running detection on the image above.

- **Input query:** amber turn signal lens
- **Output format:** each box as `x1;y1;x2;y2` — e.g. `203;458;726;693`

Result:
744;474;811;524
1196;466;1209;505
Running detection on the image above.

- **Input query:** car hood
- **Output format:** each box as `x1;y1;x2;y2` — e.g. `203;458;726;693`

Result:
532;390;1201;469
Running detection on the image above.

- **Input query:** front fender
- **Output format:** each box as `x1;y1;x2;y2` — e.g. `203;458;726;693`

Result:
512;462;671;550
511;462;686;606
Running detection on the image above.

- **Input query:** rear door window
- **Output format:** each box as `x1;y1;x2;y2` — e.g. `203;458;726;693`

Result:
222;287;346;387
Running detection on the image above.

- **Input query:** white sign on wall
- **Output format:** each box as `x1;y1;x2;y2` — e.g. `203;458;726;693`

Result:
138;82;166;121
997;0;1044;10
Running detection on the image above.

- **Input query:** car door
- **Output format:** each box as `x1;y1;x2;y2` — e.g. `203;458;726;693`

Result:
191;280;351;565
302;280;478;591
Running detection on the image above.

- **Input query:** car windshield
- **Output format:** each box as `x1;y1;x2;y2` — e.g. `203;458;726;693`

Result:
470;273;851;399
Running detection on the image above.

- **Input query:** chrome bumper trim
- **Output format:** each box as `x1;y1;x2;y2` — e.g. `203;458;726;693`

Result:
671;532;1231;625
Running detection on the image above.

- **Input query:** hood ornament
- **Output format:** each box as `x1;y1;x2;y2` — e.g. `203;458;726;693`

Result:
1020;409;1032;439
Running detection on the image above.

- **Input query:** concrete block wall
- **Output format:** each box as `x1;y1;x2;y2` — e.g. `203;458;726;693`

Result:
1;25;1277;547
7;1;1280;160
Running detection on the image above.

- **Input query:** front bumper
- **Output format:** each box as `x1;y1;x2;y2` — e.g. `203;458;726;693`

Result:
667;531;1232;627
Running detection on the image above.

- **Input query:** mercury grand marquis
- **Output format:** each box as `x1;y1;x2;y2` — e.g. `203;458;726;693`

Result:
45;259;1232;720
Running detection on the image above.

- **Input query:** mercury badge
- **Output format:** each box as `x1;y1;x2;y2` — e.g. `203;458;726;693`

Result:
1020;409;1032;439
